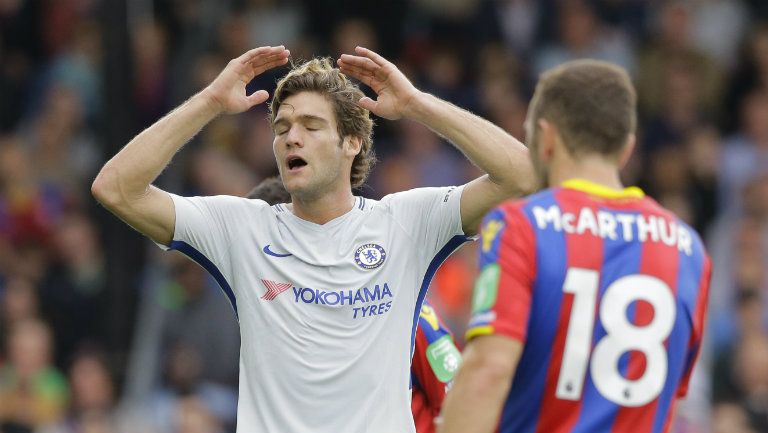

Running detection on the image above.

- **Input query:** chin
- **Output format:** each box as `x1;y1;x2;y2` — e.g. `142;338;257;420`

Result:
282;180;301;195
283;179;315;201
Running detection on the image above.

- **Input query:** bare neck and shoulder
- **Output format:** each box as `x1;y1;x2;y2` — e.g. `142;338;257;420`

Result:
287;183;357;225
538;118;635;191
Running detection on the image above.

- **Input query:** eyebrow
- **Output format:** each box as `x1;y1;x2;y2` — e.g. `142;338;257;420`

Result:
272;114;330;127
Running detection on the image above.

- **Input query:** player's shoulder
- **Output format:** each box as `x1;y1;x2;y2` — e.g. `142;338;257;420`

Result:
374;186;462;219
179;193;269;207
380;186;460;205
178;194;285;220
640;196;710;258
259;198;292;215
487;188;556;224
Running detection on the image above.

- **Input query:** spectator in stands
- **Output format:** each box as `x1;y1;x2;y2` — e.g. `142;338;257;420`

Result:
0;319;68;429
42;349;118;433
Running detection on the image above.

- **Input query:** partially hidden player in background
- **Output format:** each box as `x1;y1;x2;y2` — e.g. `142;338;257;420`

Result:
247;177;463;433
411;302;461;433
439;60;711;433
92;44;533;433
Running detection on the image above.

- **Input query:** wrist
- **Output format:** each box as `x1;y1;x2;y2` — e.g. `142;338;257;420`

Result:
401;91;434;122
196;87;226;117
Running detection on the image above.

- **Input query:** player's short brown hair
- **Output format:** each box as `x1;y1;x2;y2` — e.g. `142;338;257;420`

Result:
530;60;637;158
269;58;376;188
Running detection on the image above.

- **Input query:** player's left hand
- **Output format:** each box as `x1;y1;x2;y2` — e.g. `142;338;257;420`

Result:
337;46;420;120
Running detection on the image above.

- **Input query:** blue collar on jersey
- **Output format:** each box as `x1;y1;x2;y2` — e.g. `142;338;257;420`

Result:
561;178;645;199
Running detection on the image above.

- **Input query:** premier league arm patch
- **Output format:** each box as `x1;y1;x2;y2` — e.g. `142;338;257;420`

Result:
465;264;501;339
426;336;462;383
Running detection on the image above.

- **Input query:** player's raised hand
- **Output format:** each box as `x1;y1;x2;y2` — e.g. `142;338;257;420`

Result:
337;46;420;120
203;46;290;115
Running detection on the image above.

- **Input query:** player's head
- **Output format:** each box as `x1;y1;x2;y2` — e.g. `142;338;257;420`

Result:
525;60;637;187
269;58;375;199
247;176;291;205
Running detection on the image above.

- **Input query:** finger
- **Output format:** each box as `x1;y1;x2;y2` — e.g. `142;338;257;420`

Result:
354;46;390;68
340;68;378;90
252;55;290;74
338;54;380;72
250;49;290;64
357;96;377;113
250;51;290;70
337;61;373;79
251;54;290;75
235;46;285;63
247;89;269;107
339;56;392;85
236;46;286;65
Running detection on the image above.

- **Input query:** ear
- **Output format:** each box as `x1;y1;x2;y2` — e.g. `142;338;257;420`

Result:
344;135;363;157
617;134;636;169
537;118;558;163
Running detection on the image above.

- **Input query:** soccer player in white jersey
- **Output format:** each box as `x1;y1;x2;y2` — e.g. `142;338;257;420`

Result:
91;45;533;433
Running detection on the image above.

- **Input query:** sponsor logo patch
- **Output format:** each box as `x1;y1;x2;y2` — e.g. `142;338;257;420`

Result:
472;264;500;313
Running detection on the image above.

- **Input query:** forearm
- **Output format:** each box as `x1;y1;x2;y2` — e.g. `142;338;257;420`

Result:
94;91;221;202
438;336;520;433
405;92;533;195
438;367;511;433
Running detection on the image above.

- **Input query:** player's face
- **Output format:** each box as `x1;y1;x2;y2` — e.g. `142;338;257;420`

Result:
272;92;353;200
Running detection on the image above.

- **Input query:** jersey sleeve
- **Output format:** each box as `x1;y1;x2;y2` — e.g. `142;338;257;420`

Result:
382;186;468;261
411;303;462;410
677;253;712;397
465;204;536;343
159;194;263;295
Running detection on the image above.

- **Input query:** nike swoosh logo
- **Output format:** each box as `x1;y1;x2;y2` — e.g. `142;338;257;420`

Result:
263;245;293;257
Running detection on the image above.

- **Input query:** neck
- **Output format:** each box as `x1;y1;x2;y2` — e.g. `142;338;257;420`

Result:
289;185;355;225
549;153;624;190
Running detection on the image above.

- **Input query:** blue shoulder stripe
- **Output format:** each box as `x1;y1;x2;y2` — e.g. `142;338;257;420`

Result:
169;240;239;320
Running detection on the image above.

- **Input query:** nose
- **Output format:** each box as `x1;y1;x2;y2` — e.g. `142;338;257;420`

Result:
284;125;304;148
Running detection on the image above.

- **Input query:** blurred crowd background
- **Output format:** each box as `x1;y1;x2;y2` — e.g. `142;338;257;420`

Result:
0;0;767;432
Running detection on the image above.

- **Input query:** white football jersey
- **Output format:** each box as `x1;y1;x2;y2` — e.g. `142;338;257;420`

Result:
161;186;471;433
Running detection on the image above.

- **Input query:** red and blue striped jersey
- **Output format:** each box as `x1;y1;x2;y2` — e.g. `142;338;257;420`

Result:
412;301;461;433
466;179;711;433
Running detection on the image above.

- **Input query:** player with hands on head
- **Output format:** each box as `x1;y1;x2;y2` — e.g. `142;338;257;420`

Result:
246;177;463;433
92;43;532;433
438;60;712;433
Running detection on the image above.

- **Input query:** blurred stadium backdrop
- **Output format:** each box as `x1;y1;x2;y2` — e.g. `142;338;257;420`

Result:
0;0;767;432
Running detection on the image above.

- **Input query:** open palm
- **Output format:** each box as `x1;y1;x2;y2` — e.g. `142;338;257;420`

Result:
205;46;290;115
337;47;419;120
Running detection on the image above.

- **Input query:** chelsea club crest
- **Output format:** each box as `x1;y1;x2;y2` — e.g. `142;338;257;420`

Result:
354;243;386;270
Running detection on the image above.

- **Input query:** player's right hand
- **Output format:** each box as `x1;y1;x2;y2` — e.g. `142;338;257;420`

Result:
202;46;290;115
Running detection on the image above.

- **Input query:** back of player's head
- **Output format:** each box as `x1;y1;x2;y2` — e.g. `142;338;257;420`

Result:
530;59;637;159
247;176;291;205
269;58;376;188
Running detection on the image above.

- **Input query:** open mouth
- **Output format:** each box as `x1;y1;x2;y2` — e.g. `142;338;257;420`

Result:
287;156;308;171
